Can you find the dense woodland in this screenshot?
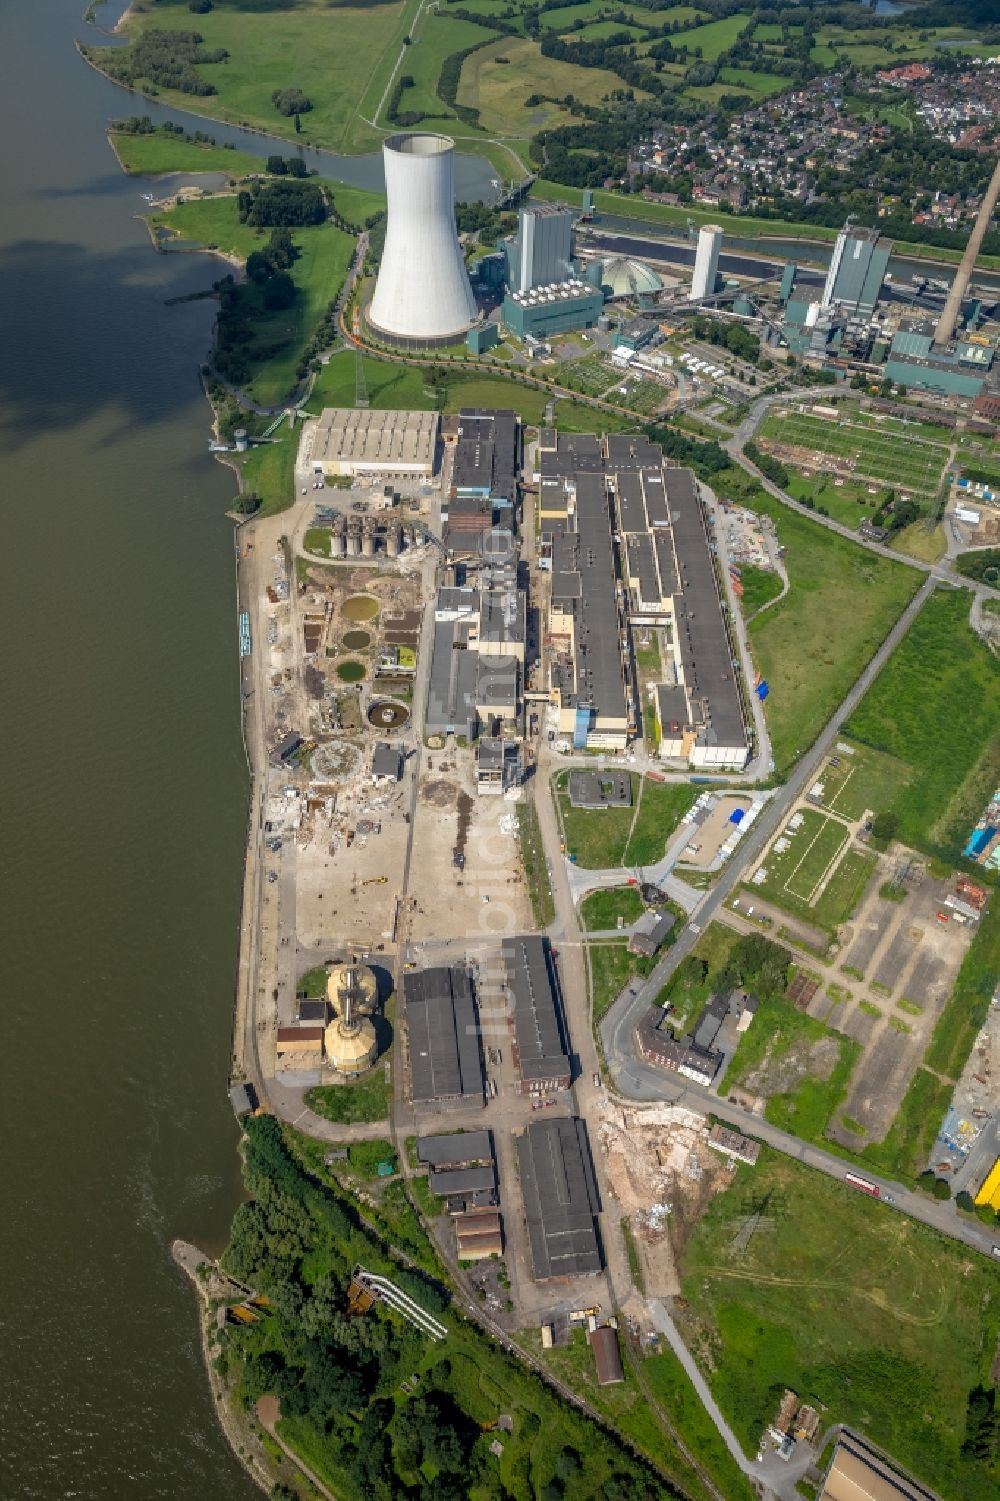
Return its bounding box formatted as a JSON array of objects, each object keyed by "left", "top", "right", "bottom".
[{"left": 218, "top": 1116, "right": 677, "bottom": 1501}]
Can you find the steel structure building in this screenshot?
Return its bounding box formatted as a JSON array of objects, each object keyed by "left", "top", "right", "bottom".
[
  {"left": 820, "top": 223, "right": 891, "bottom": 316},
  {"left": 690, "top": 223, "right": 723, "bottom": 300},
  {"left": 368, "top": 133, "right": 478, "bottom": 344}
]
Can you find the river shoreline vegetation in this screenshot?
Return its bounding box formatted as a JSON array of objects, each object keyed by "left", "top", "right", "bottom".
[{"left": 217, "top": 1115, "right": 683, "bottom": 1501}]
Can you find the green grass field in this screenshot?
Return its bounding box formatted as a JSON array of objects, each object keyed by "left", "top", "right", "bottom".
[
  {"left": 397, "top": 12, "right": 495, "bottom": 121},
  {"left": 738, "top": 564, "right": 783, "bottom": 615},
  {"left": 589, "top": 941, "right": 655, "bottom": 1024},
  {"left": 109, "top": 128, "right": 259, "bottom": 177},
  {"left": 757, "top": 809, "right": 849, "bottom": 905},
  {"left": 305, "top": 1071, "right": 391, "bottom": 1124},
  {"left": 112, "top": 0, "right": 412, "bottom": 155},
  {"left": 580, "top": 884, "right": 645, "bottom": 932},
  {"left": 556, "top": 771, "right": 637, "bottom": 868},
  {"left": 818, "top": 741, "right": 911, "bottom": 823},
  {"left": 761, "top": 409, "right": 950, "bottom": 496},
  {"left": 675, "top": 14, "right": 751, "bottom": 58},
  {"left": 678, "top": 1150, "right": 1000, "bottom": 1501},
  {"left": 715, "top": 65, "right": 789, "bottom": 96},
  {"left": 624, "top": 780, "right": 698, "bottom": 867},
  {"left": 735, "top": 484, "right": 921, "bottom": 775},
  {"left": 151, "top": 194, "right": 354, "bottom": 404},
  {"left": 844, "top": 588, "right": 1000, "bottom": 862}
]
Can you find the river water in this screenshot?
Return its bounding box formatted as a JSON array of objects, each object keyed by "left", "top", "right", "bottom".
[{"left": 0, "top": 2, "right": 261, "bottom": 1496}]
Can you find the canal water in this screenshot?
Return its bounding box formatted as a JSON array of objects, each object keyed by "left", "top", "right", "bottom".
[{"left": 0, "top": 2, "right": 261, "bottom": 1496}]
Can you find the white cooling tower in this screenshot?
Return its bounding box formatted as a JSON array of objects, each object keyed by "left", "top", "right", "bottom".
[{"left": 368, "top": 133, "right": 478, "bottom": 343}]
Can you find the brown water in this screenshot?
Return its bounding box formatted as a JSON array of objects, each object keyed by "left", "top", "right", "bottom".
[{"left": 0, "top": 2, "right": 259, "bottom": 1494}]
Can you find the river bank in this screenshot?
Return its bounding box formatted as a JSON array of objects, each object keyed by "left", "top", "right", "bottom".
[{"left": 170, "top": 1241, "right": 279, "bottom": 1497}]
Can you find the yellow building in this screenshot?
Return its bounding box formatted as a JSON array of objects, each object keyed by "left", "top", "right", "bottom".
[{"left": 975, "top": 1157, "right": 1000, "bottom": 1211}]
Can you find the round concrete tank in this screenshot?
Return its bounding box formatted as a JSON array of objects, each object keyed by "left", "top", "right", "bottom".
[
  {"left": 385, "top": 524, "right": 401, "bottom": 557},
  {"left": 330, "top": 526, "right": 347, "bottom": 558},
  {"left": 368, "top": 133, "right": 478, "bottom": 343},
  {"left": 361, "top": 527, "right": 376, "bottom": 557},
  {"left": 346, "top": 528, "right": 361, "bottom": 557}
]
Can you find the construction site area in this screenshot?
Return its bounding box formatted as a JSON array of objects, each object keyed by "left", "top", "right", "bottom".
[{"left": 595, "top": 1098, "right": 755, "bottom": 1301}]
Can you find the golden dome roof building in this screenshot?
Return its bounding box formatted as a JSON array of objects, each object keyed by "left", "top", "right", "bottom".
[{"left": 324, "top": 961, "right": 379, "bottom": 1077}]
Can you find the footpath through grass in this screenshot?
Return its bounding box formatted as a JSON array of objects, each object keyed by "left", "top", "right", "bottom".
[
  {"left": 678, "top": 1149, "right": 1000, "bottom": 1501},
  {"left": 845, "top": 588, "right": 1000, "bottom": 864}
]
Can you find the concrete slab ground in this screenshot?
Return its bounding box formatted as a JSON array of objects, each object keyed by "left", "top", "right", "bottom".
[
  {"left": 678, "top": 795, "right": 753, "bottom": 870},
  {"left": 407, "top": 751, "right": 532, "bottom": 944}
]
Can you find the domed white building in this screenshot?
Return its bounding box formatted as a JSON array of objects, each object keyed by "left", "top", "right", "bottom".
[
  {"left": 324, "top": 961, "right": 379, "bottom": 1076},
  {"left": 600, "top": 255, "right": 662, "bottom": 301}
]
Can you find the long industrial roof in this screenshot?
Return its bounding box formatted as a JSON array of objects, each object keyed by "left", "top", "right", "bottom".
[
  {"left": 516, "top": 1117, "right": 603, "bottom": 1280},
  {"left": 404, "top": 966, "right": 483, "bottom": 1103},
  {"left": 549, "top": 472, "right": 628, "bottom": 723},
  {"left": 312, "top": 407, "right": 438, "bottom": 467},
  {"left": 502, "top": 935, "right": 570, "bottom": 1084}
]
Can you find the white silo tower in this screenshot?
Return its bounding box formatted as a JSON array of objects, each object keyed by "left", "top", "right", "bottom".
[
  {"left": 690, "top": 223, "right": 723, "bottom": 301},
  {"left": 368, "top": 132, "right": 478, "bottom": 344}
]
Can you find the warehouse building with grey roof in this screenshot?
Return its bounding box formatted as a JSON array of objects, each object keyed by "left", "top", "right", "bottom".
[
  {"left": 404, "top": 965, "right": 484, "bottom": 1109},
  {"left": 501, "top": 935, "right": 572, "bottom": 1094},
  {"left": 517, "top": 1116, "right": 603, "bottom": 1280}
]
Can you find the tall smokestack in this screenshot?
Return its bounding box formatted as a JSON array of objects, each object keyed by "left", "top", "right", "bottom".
[{"left": 934, "top": 157, "right": 1000, "bottom": 349}]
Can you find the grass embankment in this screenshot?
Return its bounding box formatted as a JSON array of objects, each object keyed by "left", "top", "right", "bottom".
[
  {"left": 109, "top": 127, "right": 259, "bottom": 177},
  {"left": 517, "top": 798, "right": 556, "bottom": 929},
  {"left": 678, "top": 1148, "right": 1000, "bottom": 1501},
  {"left": 528, "top": 182, "right": 1000, "bottom": 271},
  {"left": 845, "top": 588, "right": 1000, "bottom": 864},
  {"left": 731, "top": 481, "right": 921, "bottom": 775}
]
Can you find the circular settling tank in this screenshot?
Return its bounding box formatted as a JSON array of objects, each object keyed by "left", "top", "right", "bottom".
[
  {"left": 342, "top": 629, "right": 371, "bottom": 650},
  {"left": 336, "top": 659, "right": 366, "bottom": 682},
  {"left": 342, "top": 594, "right": 379, "bottom": 622},
  {"left": 366, "top": 699, "right": 410, "bottom": 730}
]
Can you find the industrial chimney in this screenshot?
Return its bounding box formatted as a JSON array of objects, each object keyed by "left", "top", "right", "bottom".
[
  {"left": 934, "top": 157, "right": 1000, "bottom": 349},
  {"left": 368, "top": 133, "right": 478, "bottom": 345}
]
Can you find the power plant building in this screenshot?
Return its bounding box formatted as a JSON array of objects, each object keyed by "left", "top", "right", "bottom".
[
  {"left": 820, "top": 224, "right": 891, "bottom": 316},
  {"left": 368, "top": 133, "right": 478, "bottom": 346},
  {"left": 506, "top": 202, "right": 575, "bottom": 292},
  {"left": 690, "top": 224, "right": 723, "bottom": 300},
  {"left": 501, "top": 279, "right": 604, "bottom": 340}
]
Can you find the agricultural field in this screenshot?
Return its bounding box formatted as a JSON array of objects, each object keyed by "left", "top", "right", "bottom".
[
  {"left": 458, "top": 36, "right": 633, "bottom": 135},
  {"left": 760, "top": 408, "right": 950, "bottom": 496},
  {"left": 673, "top": 14, "right": 752, "bottom": 59},
  {"left": 395, "top": 13, "right": 496, "bottom": 121},
  {"left": 734, "top": 481, "right": 921, "bottom": 775},
  {"left": 677, "top": 1150, "right": 1000, "bottom": 1501},
  {"left": 844, "top": 588, "right": 1000, "bottom": 863}
]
